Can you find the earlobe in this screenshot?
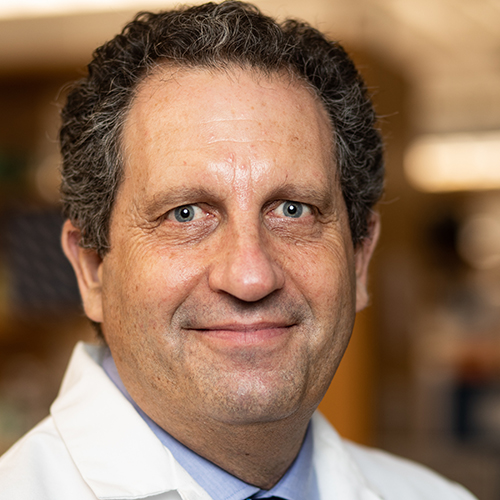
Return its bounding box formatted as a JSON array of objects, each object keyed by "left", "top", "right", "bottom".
[
  {"left": 354, "top": 213, "right": 380, "bottom": 312},
  {"left": 61, "top": 220, "right": 104, "bottom": 323}
]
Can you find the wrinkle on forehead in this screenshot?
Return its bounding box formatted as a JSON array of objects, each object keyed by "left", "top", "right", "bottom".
[{"left": 121, "top": 65, "right": 337, "bottom": 200}]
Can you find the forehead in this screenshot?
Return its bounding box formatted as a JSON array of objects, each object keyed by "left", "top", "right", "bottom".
[
  {"left": 130, "top": 64, "right": 327, "bottom": 118},
  {"left": 120, "top": 65, "right": 335, "bottom": 197},
  {"left": 125, "top": 65, "right": 331, "bottom": 146}
]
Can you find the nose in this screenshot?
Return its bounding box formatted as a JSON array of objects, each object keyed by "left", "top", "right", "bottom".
[{"left": 208, "top": 225, "right": 285, "bottom": 302}]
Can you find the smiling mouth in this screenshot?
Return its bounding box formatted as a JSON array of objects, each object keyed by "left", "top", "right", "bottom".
[{"left": 193, "top": 322, "right": 296, "bottom": 345}]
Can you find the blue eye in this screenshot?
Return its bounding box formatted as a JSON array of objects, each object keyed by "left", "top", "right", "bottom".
[
  {"left": 282, "top": 201, "right": 304, "bottom": 218},
  {"left": 273, "top": 200, "right": 311, "bottom": 219},
  {"left": 171, "top": 205, "right": 200, "bottom": 222}
]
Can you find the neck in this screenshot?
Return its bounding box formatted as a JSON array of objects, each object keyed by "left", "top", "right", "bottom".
[{"left": 155, "top": 410, "right": 312, "bottom": 489}]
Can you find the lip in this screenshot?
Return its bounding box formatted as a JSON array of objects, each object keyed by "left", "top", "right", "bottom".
[{"left": 191, "top": 322, "right": 295, "bottom": 345}]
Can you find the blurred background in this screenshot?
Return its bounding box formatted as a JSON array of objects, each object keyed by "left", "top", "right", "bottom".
[{"left": 1, "top": 0, "right": 500, "bottom": 497}]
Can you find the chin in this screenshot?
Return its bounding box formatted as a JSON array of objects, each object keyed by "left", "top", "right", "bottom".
[{"left": 203, "top": 375, "right": 308, "bottom": 426}]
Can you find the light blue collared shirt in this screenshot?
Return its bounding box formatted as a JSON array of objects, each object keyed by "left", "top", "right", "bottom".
[{"left": 103, "top": 352, "right": 319, "bottom": 500}]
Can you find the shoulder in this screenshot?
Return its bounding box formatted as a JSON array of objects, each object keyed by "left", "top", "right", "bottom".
[
  {"left": 344, "top": 440, "right": 477, "bottom": 500},
  {"left": 311, "top": 413, "right": 477, "bottom": 500},
  {"left": 0, "top": 343, "right": 110, "bottom": 500},
  {"left": 0, "top": 416, "right": 95, "bottom": 500}
]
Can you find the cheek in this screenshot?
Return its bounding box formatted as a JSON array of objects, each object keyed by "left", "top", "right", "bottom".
[
  {"left": 280, "top": 237, "right": 356, "bottom": 309},
  {"left": 279, "top": 236, "right": 357, "bottom": 368},
  {"left": 102, "top": 239, "right": 221, "bottom": 358}
]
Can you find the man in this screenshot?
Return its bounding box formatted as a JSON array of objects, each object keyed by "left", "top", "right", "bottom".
[{"left": 0, "top": 2, "right": 477, "bottom": 499}]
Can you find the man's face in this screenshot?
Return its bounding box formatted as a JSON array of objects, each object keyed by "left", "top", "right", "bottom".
[{"left": 66, "top": 67, "right": 376, "bottom": 432}]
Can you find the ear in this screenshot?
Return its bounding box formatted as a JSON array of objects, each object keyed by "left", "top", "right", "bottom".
[
  {"left": 61, "top": 219, "right": 104, "bottom": 323},
  {"left": 354, "top": 213, "right": 380, "bottom": 312}
]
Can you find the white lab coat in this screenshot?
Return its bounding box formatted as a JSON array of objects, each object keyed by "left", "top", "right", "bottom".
[{"left": 0, "top": 343, "right": 477, "bottom": 500}]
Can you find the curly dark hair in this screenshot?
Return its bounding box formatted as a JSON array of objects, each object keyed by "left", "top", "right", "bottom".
[{"left": 60, "top": 0, "right": 384, "bottom": 256}]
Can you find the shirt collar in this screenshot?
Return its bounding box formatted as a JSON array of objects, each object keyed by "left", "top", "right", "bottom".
[{"left": 103, "top": 351, "right": 319, "bottom": 500}]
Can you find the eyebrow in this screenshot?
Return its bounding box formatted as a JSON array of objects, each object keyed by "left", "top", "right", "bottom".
[{"left": 266, "top": 182, "right": 336, "bottom": 213}]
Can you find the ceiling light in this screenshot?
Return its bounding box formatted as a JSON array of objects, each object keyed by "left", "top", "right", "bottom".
[{"left": 405, "top": 131, "right": 500, "bottom": 192}]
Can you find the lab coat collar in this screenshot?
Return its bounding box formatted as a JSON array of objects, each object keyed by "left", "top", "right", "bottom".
[
  {"left": 312, "top": 412, "right": 385, "bottom": 500},
  {"left": 50, "top": 342, "right": 210, "bottom": 500}
]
